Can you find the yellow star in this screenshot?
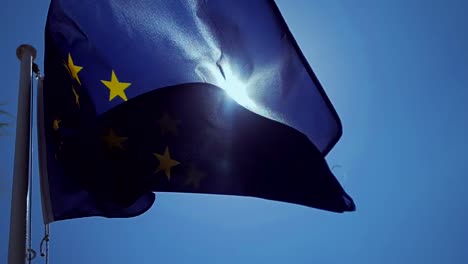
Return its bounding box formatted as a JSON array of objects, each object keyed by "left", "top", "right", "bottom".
[
  {"left": 72, "top": 86, "right": 80, "bottom": 109},
  {"left": 184, "top": 163, "right": 206, "bottom": 189},
  {"left": 153, "top": 147, "right": 180, "bottom": 180},
  {"left": 65, "top": 53, "right": 83, "bottom": 85},
  {"left": 157, "top": 112, "right": 181, "bottom": 136},
  {"left": 100, "top": 129, "right": 127, "bottom": 150},
  {"left": 53, "top": 119, "right": 61, "bottom": 131},
  {"left": 101, "top": 70, "right": 131, "bottom": 102}
]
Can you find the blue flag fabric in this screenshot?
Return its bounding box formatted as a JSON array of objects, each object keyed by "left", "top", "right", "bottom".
[{"left": 39, "top": 0, "right": 355, "bottom": 223}]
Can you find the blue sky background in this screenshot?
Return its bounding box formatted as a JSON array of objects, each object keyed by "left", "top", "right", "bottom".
[{"left": 1, "top": 0, "right": 468, "bottom": 263}]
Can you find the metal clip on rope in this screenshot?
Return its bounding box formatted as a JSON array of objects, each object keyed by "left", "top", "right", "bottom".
[{"left": 40, "top": 233, "right": 50, "bottom": 257}]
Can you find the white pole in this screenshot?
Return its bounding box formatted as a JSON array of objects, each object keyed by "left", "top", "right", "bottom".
[{"left": 8, "top": 44, "right": 37, "bottom": 264}]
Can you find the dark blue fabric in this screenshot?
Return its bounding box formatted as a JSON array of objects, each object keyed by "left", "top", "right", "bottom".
[{"left": 41, "top": 0, "right": 355, "bottom": 222}]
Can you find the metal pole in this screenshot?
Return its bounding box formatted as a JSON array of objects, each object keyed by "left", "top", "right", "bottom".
[{"left": 8, "top": 44, "right": 37, "bottom": 264}]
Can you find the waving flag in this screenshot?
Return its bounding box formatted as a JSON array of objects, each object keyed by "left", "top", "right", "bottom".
[{"left": 38, "top": 0, "right": 355, "bottom": 223}]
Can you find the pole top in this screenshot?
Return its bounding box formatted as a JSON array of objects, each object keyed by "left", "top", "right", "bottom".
[{"left": 16, "top": 44, "right": 37, "bottom": 61}]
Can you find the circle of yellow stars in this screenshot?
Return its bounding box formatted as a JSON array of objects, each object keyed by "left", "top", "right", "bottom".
[{"left": 54, "top": 52, "right": 207, "bottom": 189}]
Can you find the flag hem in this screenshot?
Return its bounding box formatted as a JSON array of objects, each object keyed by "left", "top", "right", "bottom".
[{"left": 37, "top": 76, "right": 55, "bottom": 224}]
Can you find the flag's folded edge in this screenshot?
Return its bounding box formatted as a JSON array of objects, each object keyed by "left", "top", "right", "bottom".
[{"left": 267, "top": 0, "right": 343, "bottom": 156}]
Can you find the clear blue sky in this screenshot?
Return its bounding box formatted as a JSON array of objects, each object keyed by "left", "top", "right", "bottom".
[{"left": 1, "top": 0, "right": 468, "bottom": 263}]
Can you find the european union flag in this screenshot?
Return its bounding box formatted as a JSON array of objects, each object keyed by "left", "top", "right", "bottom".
[{"left": 38, "top": 0, "right": 355, "bottom": 223}]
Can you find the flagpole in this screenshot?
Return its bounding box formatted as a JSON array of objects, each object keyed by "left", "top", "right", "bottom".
[{"left": 8, "top": 44, "right": 37, "bottom": 264}]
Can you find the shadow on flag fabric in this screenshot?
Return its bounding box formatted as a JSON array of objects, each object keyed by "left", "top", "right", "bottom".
[{"left": 38, "top": 0, "right": 355, "bottom": 223}]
